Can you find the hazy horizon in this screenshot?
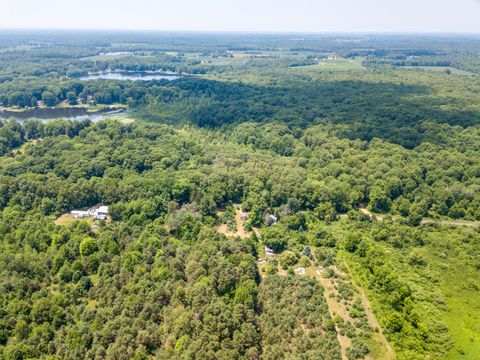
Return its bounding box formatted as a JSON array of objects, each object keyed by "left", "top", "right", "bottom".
[
  {"left": 1, "top": 29, "right": 480, "bottom": 35},
  {"left": 1, "top": 0, "right": 480, "bottom": 33}
]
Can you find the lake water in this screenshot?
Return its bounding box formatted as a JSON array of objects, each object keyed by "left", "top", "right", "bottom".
[
  {"left": 80, "top": 72, "right": 181, "bottom": 81},
  {"left": 0, "top": 107, "right": 125, "bottom": 122}
]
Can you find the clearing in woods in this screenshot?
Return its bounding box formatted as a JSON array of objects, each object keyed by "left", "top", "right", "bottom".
[
  {"left": 293, "top": 57, "right": 366, "bottom": 71},
  {"left": 54, "top": 214, "right": 93, "bottom": 226},
  {"left": 308, "top": 262, "right": 395, "bottom": 360},
  {"left": 216, "top": 205, "right": 259, "bottom": 238},
  {"left": 358, "top": 206, "right": 479, "bottom": 228},
  {"left": 258, "top": 249, "right": 395, "bottom": 360},
  {"left": 219, "top": 205, "right": 394, "bottom": 359}
]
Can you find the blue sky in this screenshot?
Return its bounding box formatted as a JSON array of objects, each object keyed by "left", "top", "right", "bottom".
[{"left": 1, "top": 0, "right": 479, "bottom": 33}]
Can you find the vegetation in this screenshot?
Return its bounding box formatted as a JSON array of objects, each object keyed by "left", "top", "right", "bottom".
[{"left": 1, "top": 31, "right": 480, "bottom": 359}]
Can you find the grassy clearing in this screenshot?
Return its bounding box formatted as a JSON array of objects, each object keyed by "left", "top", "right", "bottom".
[
  {"left": 54, "top": 214, "right": 93, "bottom": 226},
  {"left": 81, "top": 52, "right": 134, "bottom": 61},
  {"left": 292, "top": 58, "right": 366, "bottom": 72},
  {"left": 106, "top": 114, "right": 135, "bottom": 124},
  {"left": 427, "top": 245, "right": 480, "bottom": 359},
  {"left": 341, "top": 223, "right": 480, "bottom": 359},
  {"left": 399, "top": 66, "right": 477, "bottom": 76},
  {"left": 12, "top": 139, "right": 40, "bottom": 156},
  {"left": 227, "top": 51, "right": 279, "bottom": 58},
  {"left": 216, "top": 205, "right": 254, "bottom": 239}
]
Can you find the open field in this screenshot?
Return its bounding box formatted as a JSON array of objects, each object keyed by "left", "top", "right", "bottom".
[
  {"left": 53, "top": 213, "right": 92, "bottom": 226},
  {"left": 81, "top": 52, "right": 134, "bottom": 61},
  {"left": 399, "top": 65, "right": 477, "bottom": 76},
  {"left": 293, "top": 57, "right": 366, "bottom": 71},
  {"left": 428, "top": 244, "right": 480, "bottom": 359},
  {"left": 216, "top": 205, "right": 259, "bottom": 239}
]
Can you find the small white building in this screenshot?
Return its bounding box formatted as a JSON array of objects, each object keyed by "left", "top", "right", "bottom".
[
  {"left": 265, "top": 246, "right": 275, "bottom": 258},
  {"left": 71, "top": 210, "right": 90, "bottom": 218}
]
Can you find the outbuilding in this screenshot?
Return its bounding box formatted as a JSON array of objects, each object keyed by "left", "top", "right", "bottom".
[
  {"left": 265, "top": 246, "right": 275, "bottom": 258},
  {"left": 71, "top": 210, "right": 90, "bottom": 218}
]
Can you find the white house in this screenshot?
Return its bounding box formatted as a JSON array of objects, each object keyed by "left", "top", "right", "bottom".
[
  {"left": 71, "top": 205, "right": 109, "bottom": 220},
  {"left": 93, "top": 206, "right": 109, "bottom": 220},
  {"left": 71, "top": 210, "right": 90, "bottom": 218},
  {"left": 97, "top": 206, "right": 109, "bottom": 215}
]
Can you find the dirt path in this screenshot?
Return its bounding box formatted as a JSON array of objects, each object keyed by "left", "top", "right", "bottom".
[
  {"left": 340, "top": 261, "right": 396, "bottom": 360},
  {"left": 359, "top": 207, "right": 384, "bottom": 221},
  {"left": 354, "top": 207, "right": 478, "bottom": 228},
  {"left": 258, "top": 251, "right": 395, "bottom": 359},
  {"left": 307, "top": 262, "right": 395, "bottom": 360},
  {"left": 309, "top": 267, "right": 351, "bottom": 360},
  {"left": 356, "top": 284, "right": 395, "bottom": 359}
]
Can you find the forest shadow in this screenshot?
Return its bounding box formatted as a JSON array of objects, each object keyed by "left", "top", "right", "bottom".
[{"left": 138, "top": 76, "right": 480, "bottom": 148}]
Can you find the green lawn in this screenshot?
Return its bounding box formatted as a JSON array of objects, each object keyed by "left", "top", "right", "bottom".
[
  {"left": 81, "top": 52, "right": 134, "bottom": 61},
  {"left": 399, "top": 66, "right": 477, "bottom": 76},
  {"left": 428, "top": 250, "right": 480, "bottom": 359},
  {"left": 293, "top": 57, "right": 366, "bottom": 71}
]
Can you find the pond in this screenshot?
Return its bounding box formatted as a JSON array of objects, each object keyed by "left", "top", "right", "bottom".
[
  {"left": 80, "top": 72, "right": 181, "bottom": 81},
  {"left": 0, "top": 107, "right": 126, "bottom": 122}
]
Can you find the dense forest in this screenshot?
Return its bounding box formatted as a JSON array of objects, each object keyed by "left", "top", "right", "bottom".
[{"left": 1, "top": 31, "right": 480, "bottom": 360}]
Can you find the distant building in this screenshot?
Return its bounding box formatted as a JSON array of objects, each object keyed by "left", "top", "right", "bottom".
[
  {"left": 71, "top": 210, "right": 90, "bottom": 218},
  {"left": 97, "top": 206, "right": 109, "bottom": 215},
  {"left": 240, "top": 213, "right": 248, "bottom": 221},
  {"left": 265, "top": 246, "right": 275, "bottom": 258},
  {"left": 71, "top": 205, "right": 109, "bottom": 220},
  {"left": 93, "top": 206, "right": 109, "bottom": 220},
  {"left": 264, "top": 214, "right": 278, "bottom": 226}
]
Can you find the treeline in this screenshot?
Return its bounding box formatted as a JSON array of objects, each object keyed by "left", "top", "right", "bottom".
[
  {"left": 0, "top": 208, "right": 261, "bottom": 359},
  {"left": 0, "top": 78, "right": 144, "bottom": 108},
  {"left": 0, "top": 118, "right": 91, "bottom": 154},
  {"left": 130, "top": 75, "right": 480, "bottom": 149},
  {"left": 2, "top": 61, "right": 480, "bottom": 151},
  {"left": 0, "top": 119, "right": 479, "bottom": 359},
  {"left": 1, "top": 120, "right": 479, "bottom": 222}
]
